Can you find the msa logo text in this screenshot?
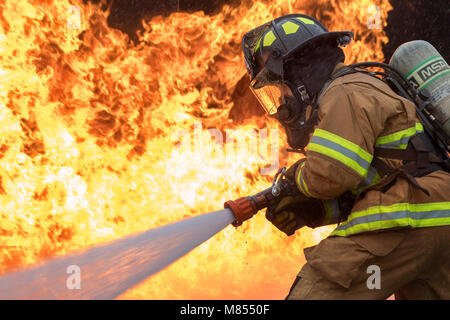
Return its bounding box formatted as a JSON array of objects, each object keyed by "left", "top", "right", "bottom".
[
  {"left": 408, "top": 58, "right": 449, "bottom": 89},
  {"left": 418, "top": 59, "right": 448, "bottom": 82}
]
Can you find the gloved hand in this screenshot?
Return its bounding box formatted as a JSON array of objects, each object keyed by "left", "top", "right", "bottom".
[
  {"left": 265, "top": 195, "right": 310, "bottom": 236},
  {"left": 264, "top": 158, "right": 308, "bottom": 235}
]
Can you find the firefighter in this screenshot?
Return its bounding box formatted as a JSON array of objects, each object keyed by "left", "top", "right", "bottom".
[{"left": 241, "top": 13, "right": 450, "bottom": 299}]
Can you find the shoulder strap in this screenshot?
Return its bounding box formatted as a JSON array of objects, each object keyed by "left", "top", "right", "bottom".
[{"left": 370, "top": 133, "right": 449, "bottom": 197}]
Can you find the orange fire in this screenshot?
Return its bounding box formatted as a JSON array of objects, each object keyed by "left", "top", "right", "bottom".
[{"left": 0, "top": 0, "right": 391, "bottom": 299}]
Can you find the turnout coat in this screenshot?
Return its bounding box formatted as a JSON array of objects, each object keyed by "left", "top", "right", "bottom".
[{"left": 295, "top": 63, "right": 450, "bottom": 237}]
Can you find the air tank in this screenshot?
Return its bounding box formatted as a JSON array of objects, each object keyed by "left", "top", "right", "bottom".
[{"left": 390, "top": 40, "right": 450, "bottom": 143}]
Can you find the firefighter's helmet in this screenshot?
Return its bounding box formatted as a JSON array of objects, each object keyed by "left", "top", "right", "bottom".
[{"left": 242, "top": 14, "right": 353, "bottom": 115}]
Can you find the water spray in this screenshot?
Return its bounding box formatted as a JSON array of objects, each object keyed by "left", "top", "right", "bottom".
[{"left": 0, "top": 168, "right": 296, "bottom": 299}]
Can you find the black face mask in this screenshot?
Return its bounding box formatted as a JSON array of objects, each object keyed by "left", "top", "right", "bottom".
[
  {"left": 276, "top": 45, "right": 345, "bottom": 150},
  {"left": 272, "top": 87, "right": 318, "bottom": 150}
]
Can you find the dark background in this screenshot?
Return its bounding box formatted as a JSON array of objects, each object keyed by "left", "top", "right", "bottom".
[
  {"left": 86, "top": 0, "right": 450, "bottom": 62},
  {"left": 383, "top": 0, "right": 449, "bottom": 63}
]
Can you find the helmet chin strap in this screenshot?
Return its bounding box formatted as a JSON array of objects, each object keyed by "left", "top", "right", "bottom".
[{"left": 296, "top": 84, "right": 311, "bottom": 105}]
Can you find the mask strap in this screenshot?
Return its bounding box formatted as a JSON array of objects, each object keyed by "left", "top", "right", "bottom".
[{"left": 297, "top": 85, "right": 311, "bottom": 104}]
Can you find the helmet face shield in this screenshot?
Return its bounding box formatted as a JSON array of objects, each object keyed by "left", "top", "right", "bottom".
[
  {"left": 250, "top": 83, "right": 284, "bottom": 115},
  {"left": 249, "top": 68, "right": 288, "bottom": 115}
]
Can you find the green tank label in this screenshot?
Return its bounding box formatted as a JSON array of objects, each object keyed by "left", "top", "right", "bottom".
[{"left": 407, "top": 57, "right": 450, "bottom": 90}]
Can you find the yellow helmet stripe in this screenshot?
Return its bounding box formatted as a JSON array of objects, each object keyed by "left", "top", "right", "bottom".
[{"left": 263, "top": 30, "right": 276, "bottom": 47}]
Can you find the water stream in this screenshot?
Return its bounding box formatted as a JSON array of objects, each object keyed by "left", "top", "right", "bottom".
[{"left": 0, "top": 209, "right": 235, "bottom": 299}]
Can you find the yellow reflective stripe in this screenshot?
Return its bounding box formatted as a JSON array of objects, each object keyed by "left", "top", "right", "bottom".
[
  {"left": 346, "top": 202, "right": 446, "bottom": 220},
  {"left": 308, "top": 129, "right": 373, "bottom": 177},
  {"left": 322, "top": 199, "right": 340, "bottom": 225},
  {"left": 331, "top": 202, "right": 450, "bottom": 236},
  {"left": 296, "top": 162, "right": 313, "bottom": 197},
  {"left": 374, "top": 171, "right": 381, "bottom": 182},
  {"left": 375, "top": 123, "right": 424, "bottom": 149},
  {"left": 313, "top": 129, "right": 372, "bottom": 163},
  {"left": 307, "top": 142, "right": 370, "bottom": 177},
  {"left": 323, "top": 200, "right": 332, "bottom": 224},
  {"left": 263, "top": 31, "right": 276, "bottom": 47},
  {"left": 282, "top": 21, "right": 299, "bottom": 34},
  {"left": 352, "top": 167, "right": 381, "bottom": 195},
  {"left": 332, "top": 217, "right": 450, "bottom": 236}
]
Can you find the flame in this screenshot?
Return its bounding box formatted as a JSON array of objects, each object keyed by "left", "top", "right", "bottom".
[{"left": 0, "top": 0, "right": 391, "bottom": 299}]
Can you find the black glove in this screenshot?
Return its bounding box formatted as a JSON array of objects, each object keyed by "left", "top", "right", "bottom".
[
  {"left": 266, "top": 195, "right": 310, "bottom": 236},
  {"left": 266, "top": 196, "right": 327, "bottom": 236},
  {"left": 264, "top": 158, "right": 307, "bottom": 236},
  {"left": 267, "top": 158, "right": 330, "bottom": 236}
]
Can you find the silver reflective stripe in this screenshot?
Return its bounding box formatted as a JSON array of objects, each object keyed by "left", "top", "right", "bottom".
[
  {"left": 333, "top": 204, "right": 450, "bottom": 235},
  {"left": 375, "top": 123, "right": 424, "bottom": 150},
  {"left": 323, "top": 198, "right": 341, "bottom": 225},
  {"left": 309, "top": 135, "right": 371, "bottom": 173},
  {"left": 352, "top": 166, "right": 380, "bottom": 195}
]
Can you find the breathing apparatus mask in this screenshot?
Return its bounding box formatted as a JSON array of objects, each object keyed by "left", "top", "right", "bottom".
[{"left": 249, "top": 67, "right": 318, "bottom": 150}]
